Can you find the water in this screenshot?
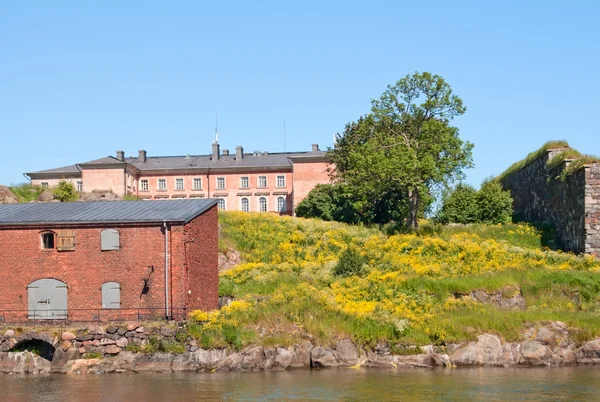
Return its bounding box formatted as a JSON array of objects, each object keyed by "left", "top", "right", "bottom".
[{"left": 1, "top": 367, "right": 599, "bottom": 401}]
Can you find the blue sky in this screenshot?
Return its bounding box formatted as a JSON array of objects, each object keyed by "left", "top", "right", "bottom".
[{"left": 1, "top": 1, "right": 598, "bottom": 187}]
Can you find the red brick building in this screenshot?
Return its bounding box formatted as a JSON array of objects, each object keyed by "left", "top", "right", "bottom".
[
  {"left": 0, "top": 199, "right": 218, "bottom": 322},
  {"left": 25, "top": 142, "right": 331, "bottom": 214}
]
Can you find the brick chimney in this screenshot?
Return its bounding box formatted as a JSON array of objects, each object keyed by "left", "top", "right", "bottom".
[
  {"left": 236, "top": 146, "right": 244, "bottom": 160},
  {"left": 138, "top": 150, "right": 147, "bottom": 163},
  {"left": 212, "top": 142, "right": 220, "bottom": 160},
  {"left": 116, "top": 150, "right": 125, "bottom": 162},
  {"left": 222, "top": 149, "right": 230, "bottom": 156},
  {"left": 312, "top": 144, "right": 320, "bottom": 152}
]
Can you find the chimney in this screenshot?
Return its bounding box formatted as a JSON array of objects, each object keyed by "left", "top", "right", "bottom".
[
  {"left": 212, "top": 142, "right": 220, "bottom": 160},
  {"left": 236, "top": 146, "right": 244, "bottom": 160},
  {"left": 138, "top": 149, "right": 147, "bottom": 163},
  {"left": 222, "top": 149, "right": 230, "bottom": 157},
  {"left": 312, "top": 144, "right": 320, "bottom": 152},
  {"left": 116, "top": 150, "right": 125, "bottom": 162}
]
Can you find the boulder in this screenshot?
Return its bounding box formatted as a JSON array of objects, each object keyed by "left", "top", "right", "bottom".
[
  {"left": 51, "top": 348, "right": 81, "bottom": 372},
  {"left": 334, "top": 338, "right": 358, "bottom": 366},
  {"left": 451, "top": 334, "right": 502, "bottom": 366},
  {"left": 0, "top": 186, "right": 18, "bottom": 204},
  {"left": 105, "top": 326, "right": 119, "bottom": 334},
  {"left": 576, "top": 339, "right": 600, "bottom": 364},
  {"left": 535, "top": 327, "right": 557, "bottom": 348},
  {"left": 135, "top": 353, "right": 174, "bottom": 373},
  {"left": 240, "top": 346, "right": 265, "bottom": 370},
  {"left": 126, "top": 322, "right": 140, "bottom": 331},
  {"left": 519, "top": 340, "right": 557, "bottom": 366},
  {"left": 37, "top": 190, "right": 55, "bottom": 202},
  {"left": 189, "top": 348, "right": 229, "bottom": 370},
  {"left": 311, "top": 347, "right": 338, "bottom": 368},
  {"left": 116, "top": 337, "right": 129, "bottom": 348},
  {"left": 105, "top": 345, "right": 121, "bottom": 355}
]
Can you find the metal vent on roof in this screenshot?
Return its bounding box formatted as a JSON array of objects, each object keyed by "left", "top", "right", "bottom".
[{"left": 155, "top": 160, "right": 162, "bottom": 164}]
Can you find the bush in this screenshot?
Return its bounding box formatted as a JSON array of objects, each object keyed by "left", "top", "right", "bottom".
[
  {"left": 52, "top": 180, "right": 78, "bottom": 202},
  {"left": 436, "top": 183, "right": 479, "bottom": 224},
  {"left": 477, "top": 178, "right": 513, "bottom": 224},
  {"left": 332, "top": 246, "right": 364, "bottom": 277}
]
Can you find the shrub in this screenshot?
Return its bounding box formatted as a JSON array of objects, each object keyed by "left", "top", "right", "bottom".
[
  {"left": 436, "top": 183, "right": 479, "bottom": 224},
  {"left": 332, "top": 246, "right": 364, "bottom": 277},
  {"left": 52, "top": 180, "right": 78, "bottom": 202},
  {"left": 477, "top": 178, "right": 513, "bottom": 224}
]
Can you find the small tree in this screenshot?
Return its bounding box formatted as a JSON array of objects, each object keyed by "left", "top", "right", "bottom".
[
  {"left": 436, "top": 183, "right": 479, "bottom": 224},
  {"left": 52, "top": 180, "right": 77, "bottom": 202},
  {"left": 332, "top": 246, "right": 364, "bottom": 278},
  {"left": 477, "top": 178, "right": 513, "bottom": 224}
]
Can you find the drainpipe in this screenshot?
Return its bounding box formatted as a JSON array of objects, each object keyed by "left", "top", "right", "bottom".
[
  {"left": 22, "top": 173, "right": 31, "bottom": 183},
  {"left": 163, "top": 221, "right": 170, "bottom": 320}
]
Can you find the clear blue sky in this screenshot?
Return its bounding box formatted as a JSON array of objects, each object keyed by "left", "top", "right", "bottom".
[{"left": 1, "top": 1, "right": 598, "bottom": 187}]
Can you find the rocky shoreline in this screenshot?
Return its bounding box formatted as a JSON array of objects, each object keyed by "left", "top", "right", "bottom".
[{"left": 2, "top": 321, "right": 600, "bottom": 374}]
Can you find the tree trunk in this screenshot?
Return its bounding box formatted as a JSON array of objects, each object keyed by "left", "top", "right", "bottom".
[{"left": 407, "top": 188, "right": 419, "bottom": 229}]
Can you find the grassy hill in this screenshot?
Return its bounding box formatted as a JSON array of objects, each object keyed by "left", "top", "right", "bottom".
[{"left": 190, "top": 212, "right": 600, "bottom": 351}]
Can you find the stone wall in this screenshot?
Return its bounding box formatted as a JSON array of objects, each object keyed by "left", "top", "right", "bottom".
[{"left": 501, "top": 149, "right": 599, "bottom": 256}]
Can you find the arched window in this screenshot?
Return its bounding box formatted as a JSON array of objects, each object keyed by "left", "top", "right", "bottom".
[
  {"left": 259, "top": 197, "right": 267, "bottom": 212},
  {"left": 218, "top": 198, "right": 226, "bottom": 210},
  {"left": 277, "top": 196, "right": 286, "bottom": 212},
  {"left": 100, "top": 229, "right": 120, "bottom": 251},
  {"left": 101, "top": 282, "right": 121, "bottom": 309},
  {"left": 241, "top": 197, "right": 250, "bottom": 212},
  {"left": 40, "top": 231, "right": 55, "bottom": 249}
]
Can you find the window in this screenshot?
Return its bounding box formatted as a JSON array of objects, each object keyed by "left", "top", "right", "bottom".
[
  {"left": 259, "top": 197, "right": 267, "bottom": 212},
  {"left": 101, "top": 229, "right": 120, "bottom": 251},
  {"left": 277, "top": 196, "right": 286, "bottom": 212},
  {"left": 258, "top": 176, "right": 267, "bottom": 188},
  {"left": 175, "top": 178, "right": 184, "bottom": 190},
  {"left": 218, "top": 198, "right": 226, "bottom": 210},
  {"left": 140, "top": 179, "right": 149, "bottom": 191},
  {"left": 276, "top": 175, "right": 285, "bottom": 187},
  {"left": 216, "top": 177, "right": 226, "bottom": 190},
  {"left": 102, "top": 282, "right": 121, "bottom": 309},
  {"left": 193, "top": 178, "right": 202, "bottom": 190},
  {"left": 240, "top": 176, "right": 249, "bottom": 189},
  {"left": 241, "top": 197, "right": 250, "bottom": 212},
  {"left": 41, "top": 182, "right": 49, "bottom": 188},
  {"left": 158, "top": 179, "right": 167, "bottom": 191},
  {"left": 56, "top": 230, "right": 76, "bottom": 251},
  {"left": 41, "top": 232, "right": 55, "bottom": 249},
  {"left": 76, "top": 181, "right": 83, "bottom": 192}
]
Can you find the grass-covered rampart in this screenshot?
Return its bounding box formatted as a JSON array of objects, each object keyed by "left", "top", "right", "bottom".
[{"left": 190, "top": 212, "right": 600, "bottom": 350}]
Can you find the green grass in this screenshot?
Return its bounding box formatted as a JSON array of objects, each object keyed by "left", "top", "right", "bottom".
[
  {"left": 9, "top": 183, "right": 45, "bottom": 203},
  {"left": 435, "top": 223, "right": 543, "bottom": 250},
  {"left": 497, "top": 140, "right": 569, "bottom": 182}
]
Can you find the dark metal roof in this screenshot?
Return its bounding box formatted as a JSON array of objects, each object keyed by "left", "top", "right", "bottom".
[
  {"left": 0, "top": 199, "right": 218, "bottom": 227},
  {"left": 26, "top": 164, "right": 81, "bottom": 175}
]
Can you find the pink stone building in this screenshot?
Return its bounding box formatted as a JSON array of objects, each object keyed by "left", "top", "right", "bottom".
[{"left": 26, "top": 143, "right": 330, "bottom": 214}]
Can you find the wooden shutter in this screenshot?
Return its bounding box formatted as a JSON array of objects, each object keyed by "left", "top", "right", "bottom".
[
  {"left": 56, "top": 230, "right": 75, "bottom": 251},
  {"left": 101, "top": 229, "right": 120, "bottom": 251}
]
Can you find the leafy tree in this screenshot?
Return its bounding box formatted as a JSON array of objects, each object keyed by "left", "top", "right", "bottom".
[
  {"left": 330, "top": 72, "right": 473, "bottom": 229},
  {"left": 436, "top": 183, "right": 479, "bottom": 224},
  {"left": 477, "top": 178, "right": 513, "bottom": 224},
  {"left": 52, "top": 180, "right": 78, "bottom": 202},
  {"left": 332, "top": 246, "right": 364, "bottom": 278}
]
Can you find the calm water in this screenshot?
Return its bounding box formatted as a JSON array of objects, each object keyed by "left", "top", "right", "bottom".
[{"left": 1, "top": 367, "right": 600, "bottom": 401}]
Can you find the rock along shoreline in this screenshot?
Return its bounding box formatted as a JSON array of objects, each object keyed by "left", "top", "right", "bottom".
[{"left": 2, "top": 321, "right": 600, "bottom": 374}]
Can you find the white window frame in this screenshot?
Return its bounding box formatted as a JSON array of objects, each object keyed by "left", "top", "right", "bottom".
[
  {"left": 240, "top": 176, "right": 249, "bottom": 189},
  {"left": 140, "top": 179, "right": 149, "bottom": 191},
  {"left": 259, "top": 196, "right": 268, "bottom": 212},
  {"left": 193, "top": 178, "right": 202, "bottom": 190},
  {"left": 157, "top": 179, "right": 167, "bottom": 191},
  {"left": 241, "top": 197, "right": 250, "bottom": 212},
  {"left": 218, "top": 198, "right": 226, "bottom": 210},
  {"left": 41, "top": 182, "right": 49, "bottom": 188},
  {"left": 175, "top": 178, "right": 184, "bottom": 190},
  {"left": 276, "top": 175, "right": 285, "bottom": 188},
  {"left": 258, "top": 176, "right": 267, "bottom": 188},
  {"left": 277, "top": 196, "right": 286, "bottom": 212},
  {"left": 216, "top": 177, "right": 226, "bottom": 190},
  {"left": 76, "top": 181, "right": 83, "bottom": 192}
]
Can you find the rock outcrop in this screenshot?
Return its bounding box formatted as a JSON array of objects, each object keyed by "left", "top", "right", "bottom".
[{"left": 0, "top": 186, "right": 18, "bottom": 204}]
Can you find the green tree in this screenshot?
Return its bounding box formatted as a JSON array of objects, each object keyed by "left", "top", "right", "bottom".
[
  {"left": 52, "top": 180, "right": 78, "bottom": 202},
  {"left": 330, "top": 72, "right": 473, "bottom": 229},
  {"left": 477, "top": 178, "right": 513, "bottom": 224},
  {"left": 436, "top": 183, "right": 479, "bottom": 224}
]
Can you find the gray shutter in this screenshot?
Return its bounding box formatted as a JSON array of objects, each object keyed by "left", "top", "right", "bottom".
[
  {"left": 101, "top": 229, "right": 120, "bottom": 251},
  {"left": 102, "top": 282, "right": 121, "bottom": 309},
  {"left": 28, "top": 279, "right": 68, "bottom": 319}
]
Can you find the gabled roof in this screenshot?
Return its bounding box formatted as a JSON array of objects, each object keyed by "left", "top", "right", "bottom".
[
  {"left": 0, "top": 199, "right": 218, "bottom": 227},
  {"left": 26, "top": 164, "right": 81, "bottom": 175},
  {"left": 79, "top": 156, "right": 125, "bottom": 165}
]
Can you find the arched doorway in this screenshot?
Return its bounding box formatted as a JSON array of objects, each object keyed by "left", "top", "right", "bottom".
[{"left": 27, "top": 279, "right": 68, "bottom": 320}]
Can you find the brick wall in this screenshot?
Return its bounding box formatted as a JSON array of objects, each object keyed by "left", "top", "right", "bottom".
[
  {"left": 183, "top": 204, "right": 219, "bottom": 311},
  {"left": 0, "top": 210, "right": 218, "bottom": 321}
]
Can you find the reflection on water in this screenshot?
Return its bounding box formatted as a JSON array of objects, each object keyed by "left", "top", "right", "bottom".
[{"left": 1, "top": 367, "right": 599, "bottom": 402}]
